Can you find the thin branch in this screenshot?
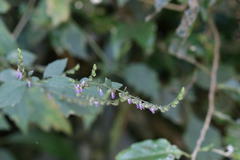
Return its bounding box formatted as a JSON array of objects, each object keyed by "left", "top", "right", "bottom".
[
  {"left": 12, "top": 0, "right": 36, "bottom": 40},
  {"left": 140, "top": 0, "right": 187, "bottom": 12},
  {"left": 191, "top": 16, "right": 221, "bottom": 160},
  {"left": 140, "top": 0, "right": 187, "bottom": 21},
  {"left": 158, "top": 42, "right": 210, "bottom": 74},
  {"left": 165, "top": 3, "right": 187, "bottom": 12},
  {"left": 185, "top": 71, "right": 197, "bottom": 94},
  {"left": 211, "top": 148, "right": 233, "bottom": 158},
  {"left": 86, "top": 35, "right": 109, "bottom": 64},
  {"left": 168, "top": 51, "right": 210, "bottom": 74}
]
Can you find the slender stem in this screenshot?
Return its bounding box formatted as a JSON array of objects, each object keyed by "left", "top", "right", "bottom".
[
  {"left": 191, "top": 16, "right": 221, "bottom": 160},
  {"left": 87, "top": 35, "right": 109, "bottom": 64},
  {"left": 12, "top": 0, "right": 36, "bottom": 39},
  {"left": 211, "top": 148, "right": 233, "bottom": 158}
]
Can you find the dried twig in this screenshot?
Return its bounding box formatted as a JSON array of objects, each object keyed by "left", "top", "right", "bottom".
[
  {"left": 191, "top": 16, "right": 221, "bottom": 160},
  {"left": 12, "top": 0, "right": 36, "bottom": 39},
  {"left": 140, "top": 0, "right": 187, "bottom": 12}
]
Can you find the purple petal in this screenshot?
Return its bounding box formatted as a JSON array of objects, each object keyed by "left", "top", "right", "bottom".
[
  {"left": 94, "top": 101, "right": 99, "bottom": 107},
  {"left": 127, "top": 98, "right": 132, "bottom": 104},
  {"left": 16, "top": 70, "right": 23, "bottom": 80},
  {"left": 136, "top": 104, "right": 140, "bottom": 109},
  {"left": 111, "top": 91, "right": 115, "bottom": 99},
  {"left": 139, "top": 103, "right": 144, "bottom": 110},
  {"left": 74, "top": 84, "right": 80, "bottom": 89},
  {"left": 81, "top": 80, "right": 86, "bottom": 86},
  {"left": 149, "top": 107, "right": 157, "bottom": 114},
  {"left": 27, "top": 81, "right": 32, "bottom": 87},
  {"left": 74, "top": 84, "right": 83, "bottom": 95},
  {"left": 99, "top": 88, "right": 104, "bottom": 96}
]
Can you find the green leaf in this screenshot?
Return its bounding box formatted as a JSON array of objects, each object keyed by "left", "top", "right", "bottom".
[
  {"left": 31, "top": 0, "right": 51, "bottom": 28},
  {"left": 8, "top": 131, "right": 78, "bottom": 160},
  {"left": 43, "top": 76, "right": 75, "bottom": 97},
  {"left": 0, "top": 69, "right": 17, "bottom": 82},
  {"left": 130, "top": 22, "right": 156, "bottom": 54},
  {"left": 224, "top": 122, "right": 240, "bottom": 160},
  {"left": 122, "top": 63, "right": 160, "bottom": 100},
  {"left": 43, "top": 58, "right": 68, "bottom": 78},
  {"left": 3, "top": 87, "right": 71, "bottom": 134},
  {"left": 105, "top": 30, "right": 131, "bottom": 63},
  {"left": 0, "top": 149, "right": 16, "bottom": 160},
  {"left": 184, "top": 115, "right": 222, "bottom": 160},
  {"left": 0, "top": 113, "right": 9, "bottom": 130},
  {"left": 0, "top": 0, "right": 10, "bottom": 13},
  {"left": 6, "top": 49, "right": 36, "bottom": 66},
  {"left": 51, "top": 22, "right": 88, "bottom": 60},
  {"left": 113, "top": 22, "right": 156, "bottom": 55},
  {"left": 116, "top": 139, "right": 183, "bottom": 160},
  {"left": 218, "top": 79, "right": 240, "bottom": 103},
  {"left": 0, "top": 80, "right": 27, "bottom": 108},
  {"left": 0, "top": 19, "right": 18, "bottom": 56},
  {"left": 46, "top": 0, "right": 71, "bottom": 27}
]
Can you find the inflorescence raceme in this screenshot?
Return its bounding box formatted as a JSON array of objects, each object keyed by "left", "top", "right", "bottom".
[
  {"left": 15, "top": 49, "right": 185, "bottom": 114},
  {"left": 70, "top": 63, "right": 186, "bottom": 114}
]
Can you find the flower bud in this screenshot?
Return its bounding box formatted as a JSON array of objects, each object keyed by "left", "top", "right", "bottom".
[
  {"left": 98, "top": 88, "right": 104, "bottom": 96},
  {"left": 16, "top": 69, "right": 23, "bottom": 80},
  {"left": 127, "top": 98, "right": 132, "bottom": 104},
  {"left": 149, "top": 107, "right": 157, "bottom": 114},
  {"left": 111, "top": 91, "right": 116, "bottom": 99}
]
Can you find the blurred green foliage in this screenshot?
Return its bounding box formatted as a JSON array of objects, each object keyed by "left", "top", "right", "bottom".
[{"left": 0, "top": 0, "right": 240, "bottom": 160}]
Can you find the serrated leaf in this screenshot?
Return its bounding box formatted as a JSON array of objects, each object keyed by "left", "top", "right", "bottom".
[
  {"left": 3, "top": 87, "right": 71, "bottom": 134},
  {"left": 44, "top": 76, "right": 75, "bottom": 97},
  {"left": 116, "top": 139, "right": 183, "bottom": 160},
  {"left": 46, "top": 0, "right": 71, "bottom": 27},
  {"left": 57, "top": 100, "right": 102, "bottom": 117},
  {"left": 0, "top": 80, "right": 27, "bottom": 108},
  {"left": 0, "top": 19, "right": 18, "bottom": 56},
  {"left": 43, "top": 58, "right": 68, "bottom": 78},
  {"left": 123, "top": 63, "right": 160, "bottom": 100}
]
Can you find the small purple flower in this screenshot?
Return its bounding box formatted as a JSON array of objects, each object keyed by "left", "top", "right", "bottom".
[
  {"left": 94, "top": 101, "right": 99, "bottom": 107},
  {"left": 138, "top": 103, "right": 144, "bottom": 110},
  {"left": 111, "top": 91, "right": 116, "bottom": 99},
  {"left": 136, "top": 104, "right": 140, "bottom": 109},
  {"left": 127, "top": 98, "right": 132, "bottom": 104},
  {"left": 149, "top": 107, "right": 157, "bottom": 114},
  {"left": 74, "top": 84, "right": 83, "bottom": 95},
  {"left": 80, "top": 80, "right": 86, "bottom": 86},
  {"left": 47, "top": 93, "right": 53, "bottom": 100},
  {"left": 16, "top": 69, "right": 23, "bottom": 80},
  {"left": 98, "top": 88, "right": 104, "bottom": 96},
  {"left": 136, "top": 103, "right": 144, "bottom": 110}
]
